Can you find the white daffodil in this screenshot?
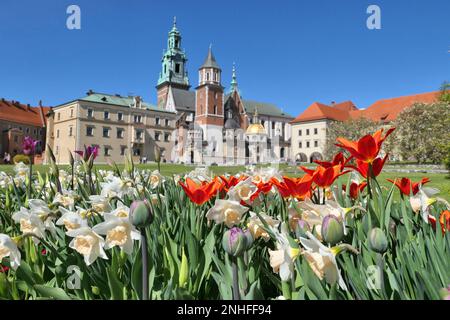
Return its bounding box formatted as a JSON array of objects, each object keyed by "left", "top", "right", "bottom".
[
  {"left": 185, "top": 167, "right": 211, "bottom": 183},
  {"left": 299, "top": 231, "right": 347, "bottom": 290},
  {"left": 109, "top": 203, "right": 130, "bottom": 218},
  {"left": 268, "top": 226, "right": 300, "bottom": 281},
  {"left": 228, "top": 177, "right": 258, "bottom": 205},
  {"left": 100, "top": 176, "right": 134, "bottom": 199},
  {"left": 14, "top": 162, "right": 29, "bottom": 181},
  {"left": 12, "top": 207, "right": 46, "bottom": 243},
  {"left": 92, "top": 214, "right": 140, "bottom": 255},
  {"left": 67, "top": 227, "right": 108, "bottom": 266},
  {"left": 206, "top": 199, "right": 249, "bottom": 228},
  {"left": 0, "top": 172, "right": 12, "bottom": 189},
  {"left": 56, "top": 207, "right": 88, "bottom": 233},
  {"left": 28, "top": 199, "right": 56, "bottom": 235},
  {"left": 53, "top": 191, "right": 76, "bottom": 210},
  {"left": 88, "top": 195, "right": 112, "bottom": 214},
  {"left": 247, "top": 212, "right": 280, "bottom": 242},
  {"left": 149, "top": 194, "right": 165, "bottom": 206},
  {"left": 250, "top": 166, "right": 282, "bottom": 185},
  {"left": 0, "top": 234, "right": 21, "bottom": 270},
  {"left": 149, "top": 170, "right": 164, "bottom": 189},
  {"left": 299, "top": 199, "right": 363, "bottom": 238},
  {"left": 410, "top": 187, "right": 439, "bottom": 223}
]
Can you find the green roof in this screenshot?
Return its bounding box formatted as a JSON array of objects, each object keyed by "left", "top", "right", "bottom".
[
  {"left": 78, "top": 93, "right": 176, "bottom": 114},
  {"left": 242, "top": 100, "right": 293, "bottom": 118}
]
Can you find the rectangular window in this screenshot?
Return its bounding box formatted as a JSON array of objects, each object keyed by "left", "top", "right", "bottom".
[
  {"left": 70, "top": 109, "right": 74, "bottom": 118},
  {"left": 57, "top": 113, "right": 61, "bottom": 121},
  {"left": 103, "top": 127, "right": 110, "bottom": 138},
  {"left": 104, "top": 111, "right": 110, "bottom": 120},
  {"left": 87, "top": 109, "right": 94, "bottom": 118},
  {"left": 117, "top": 128, "right": 124, "bottom": 139},
  {"left": 314, "top": 141, "right": 318, "bottom": 147},
  {"left": 272, "top": 122, "right": 275, "bottom": 130},
  {"left": 306, "top": 141, "right": 310, "bottom": 148},
  {"left": 135, "top": 129, "right": 143, "bottom": 141},
  {"left": 314, "top": 128, "right": 318, "bottom": 135},
  {"left": 86, "top": 126, "right": 94, "bottom": 136},
  {"left": 33, "top": 129, "right": 37, "bottom": 135},
  {"left": 120, "top": 145, "right": 127, "bottom": 156},
  {"left": 56, "top": 129, "right": 60, "bottom": 138},
  {"left": 69, "top": 127, "right": 73, "bottom": 137},
  {"left": 298, "top": 142, "right": 302, "bottom": 148},
  {"left": 298, "top": 129, "right": 302, "bottom": 136},
  {"left": 156, "top": 117, "right": 160, "bottom": 126},
  {"left": 164, "top": 133, "right": 170, "bottom": 142},
  {"left": 133, "top": 148, "right": 141, "bottom": 156},
  {"left": 26, "top": 128, "right": 29, "bottom": 134},
  {"left": 117, "top": 112, "right": 123, "bottom": 121},
  {"left": 306, "top": 129, "right": 310, "bottom": 135},
  {"left": 134, "top": 115, "right": 142, "bottom": 123},
  {"left": 175, "top": 63, "right": 180, "bottom": 73},
  {"left": 104, "top": 146, "right": 110, "bottom": 156},
  {"left": 165, "top": 119, "right": 170, "bottom": 127},
  {"left": 155, "top": 132, "right": 161, "bottom": 141},
  {"left": 56, "top": 146, "right": 59, "bottom": 155}
]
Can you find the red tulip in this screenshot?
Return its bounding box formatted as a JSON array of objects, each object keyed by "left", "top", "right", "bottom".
[
  {"left": 440, "top": 210, "right": 450, "bottom": 234},
  {"left": 219, "top": 175, "right": 247, "bottom": 192},
  {"left": 343, "top": 181, "right": 367, "bottom": 199},
  {"left": 300, "top": 164, "right": 349, "bottom": 188},
  {"left": 387, "top": 177, "right": 430, "bottom": 196},
  {"left": 179, "top": 177, "right": 222, "bottom": 205},
  {"left": 349, "top": 155, "right": 388, "bottom": 179},
  {"left": 271, "top": 175, "right": 313, "bottom": 200},
  {"left": 335, "top": 128, "right": 395, "bottom": 163},
  {"left": 314, "top": 152, "right": 352, "bottom": 168}
]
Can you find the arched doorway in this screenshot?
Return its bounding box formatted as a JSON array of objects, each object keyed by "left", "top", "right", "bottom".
[
  {"left": 280, "top": 147, "right": 285, "bottom": 160},
  {"left": 295, "top": 153, "right": 308, "bottom": 163},
  {"left": 310, "top": 152, "right": 322, "bottom": 163}
]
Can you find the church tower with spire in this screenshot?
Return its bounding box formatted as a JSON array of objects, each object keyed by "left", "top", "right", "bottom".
[
  {"left": 195, "top": 46, "right": 224, "bottom": 162},
  {"left": 156, "top": 17, "right": 190, "bottom": 110}
]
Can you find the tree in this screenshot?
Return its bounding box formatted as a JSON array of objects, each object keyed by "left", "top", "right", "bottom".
[
  {"left": 394, "top": 102, "right": 450, "bottom": 164},
  {"left": 439, "top": 81, "right": 450, "bottom": 103},
  {"left": 324, "top": 118, "right": 380, "bottom": 159}
]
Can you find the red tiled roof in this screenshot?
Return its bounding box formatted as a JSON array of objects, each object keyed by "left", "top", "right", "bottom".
[
  {"left": 0, "top": 99, "right": 51, "bottom": 127},
  {"left": 359, "top": 91, "right": 440, "bottom": 122},
  {"left": 290, "top": 91, "right": 441, "bottom": 124},
  {"left": 290, "top": 101, "right": 356, "bottom": 123}
]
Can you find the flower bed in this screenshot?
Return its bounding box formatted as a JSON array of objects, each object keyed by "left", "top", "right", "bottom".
[{"left": 0, "top": 129, "right": 449, "bottom": 300}]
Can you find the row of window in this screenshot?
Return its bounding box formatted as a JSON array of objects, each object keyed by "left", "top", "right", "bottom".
[
  {"left": 298, "top": 128, "right": 318, "bottom": 136},
  {"left": 298, "top": 141, "right": 319, "bottom": 148},
  {"left": 85, "top": 126, "right": 171, "bottom": 142},
  {"left": 7, "top": 125, "right": 41, "bottom": 136},
  {"left": 56, "top": 109, "right": 171, "bottom": 126}
]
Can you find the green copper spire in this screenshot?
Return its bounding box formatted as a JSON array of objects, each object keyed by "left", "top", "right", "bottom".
[
  {"left": 230, "top": 63, "right": 238, "bottom": 92},
  {"left": 157, "top": 18, "right": 190, "bottom": 88}
]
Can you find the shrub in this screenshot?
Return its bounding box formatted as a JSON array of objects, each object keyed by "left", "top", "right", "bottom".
[{"left": 12, "top": 154, "right": 31, "bottom": 165}]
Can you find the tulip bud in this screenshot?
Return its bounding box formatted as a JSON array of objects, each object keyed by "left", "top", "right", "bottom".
[
  {"left": 92, "top": 286, "right": 100, "bottom": 295},
  {"left": 321, "top": 215, "right": 344, "bottom": 245},
  {"left": 368, "top": 228, "right": 388, "bottom": 253},
  {"left": 243, "top": 229, "right": 254, "bottom": 250},
  {"left": 295, "top": 220, "right": 311, "bottom": 239},
  {"left": 222, "top": 227, "right": 247, "bottom": 257},
  {"left": 130, "top": 200, "right": 153, "bottom": 228}
]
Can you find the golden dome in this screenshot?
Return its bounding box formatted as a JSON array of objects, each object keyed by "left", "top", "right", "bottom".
[{"left": 246, "top": 123, "right": 266, "bottom": 135}]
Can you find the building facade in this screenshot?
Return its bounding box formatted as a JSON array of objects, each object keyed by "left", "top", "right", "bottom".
[
  {"left": 290, "top": 92, "right": 440, "bottom": 162},
  {"left": 0, "top": 98, "right": 49, "bottom": 162},
  {"left": 157, "top": 19, "right": 294, "bottom": 165},
  {"left": 46, "top": 92, "right": 176, "bottom": 164}
]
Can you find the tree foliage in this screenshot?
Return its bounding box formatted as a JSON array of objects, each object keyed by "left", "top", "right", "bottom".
[{"left": 393, "top": 102, "right": 450, "bottom": 164}]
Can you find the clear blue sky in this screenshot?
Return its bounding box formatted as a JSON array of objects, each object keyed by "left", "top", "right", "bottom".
[{"left": 0, "top": 0, "right": 449, "bottom": 116}]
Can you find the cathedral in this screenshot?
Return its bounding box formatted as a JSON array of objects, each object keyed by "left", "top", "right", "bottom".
[{"left": 156, "top": 19, "right": 293, "bottom": 165}]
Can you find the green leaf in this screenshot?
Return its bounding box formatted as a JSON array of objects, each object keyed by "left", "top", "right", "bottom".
[
  {"left": 33, "top": 285, "right": 71, "bottom": 300},
  {"left": 107, "top": 269, "right": 124, "bottom": 300}
]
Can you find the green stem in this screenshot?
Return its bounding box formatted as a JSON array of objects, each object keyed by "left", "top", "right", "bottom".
[
  {"left": 28, "top": 157, "right": 33, "bottom": 199},
  {"left": 231, "top": 256, "right": 240, "bottom": 300},
  {"left": 141, "top": 229, "right": 149, "bottom": 300},
  {"left": 376, "top": 253, "right": 386, "bottom": 298},
  {"left": 281, "top": 280, "right": 292, "bottom": 300}
]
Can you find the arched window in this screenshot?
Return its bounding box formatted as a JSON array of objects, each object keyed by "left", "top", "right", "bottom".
[
  {"left": 206, "top": 73, "right": 210, "bottom": 81},
  {"left": 213, "top": 105, "right": 217, "bottom": 115}
]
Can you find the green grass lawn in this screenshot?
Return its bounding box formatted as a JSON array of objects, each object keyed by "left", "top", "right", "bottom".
[{"left": 1, "top": 163, "right": 449, "bottom": 200}]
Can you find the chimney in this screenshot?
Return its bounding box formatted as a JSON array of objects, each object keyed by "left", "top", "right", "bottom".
[
  {"left": 86, "top": 89, "right": 94, "bottom": 96},
  {"left": 27, "top": 103, "right": 31, "bottom": 111},
  {"left": 39, "top": 100, "right": 42, "bottom": 107},
  {"left": 134, "top": 96, "right": 142, "bottom": 109}
]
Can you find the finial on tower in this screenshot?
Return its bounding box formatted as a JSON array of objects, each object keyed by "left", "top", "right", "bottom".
[
  {"left": 230, "top": 62, "right": 238, "bottom": 92},
  {"left": 173, "top": 16, "right": 177, "bottom": 26}
]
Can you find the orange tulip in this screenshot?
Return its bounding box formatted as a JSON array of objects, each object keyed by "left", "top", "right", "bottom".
[
  {"left": 387, "top": 177, "right": 430, "bottom": 196},
  {"left": 335, "top": 128, "right": 395, "bottom": 163},
  {"left": 439, "top": 210, "right": 450, "bottom": 233},
  {"left": 314, "top": 152, "right": 352, "bottom": 168},
  {"left": 349, "top": 155, "right": 388, "bottom": 179},
  {"left": 179, "top": 177, "right": 222, "bottom": 205},
  {"left": 342, "top": 181, "right": 367, "bottom": 199}
]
